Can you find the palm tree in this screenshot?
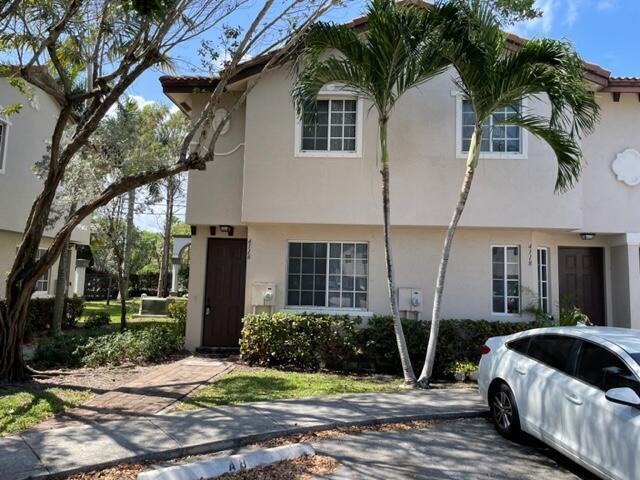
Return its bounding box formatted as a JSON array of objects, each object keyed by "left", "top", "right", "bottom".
[
  {"left": 292, "top": 0, "right": 451, "bottom": 385},
  {"left": 417, "top": 0, "right": 600, "bottom": 387}
]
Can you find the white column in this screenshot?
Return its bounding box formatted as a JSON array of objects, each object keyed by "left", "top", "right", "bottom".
[
  {"left": 627, "top": 235, "right": 640, "bottom": 330},
  {"left": 170, "top": 259, "right": 180, "bottom": 295},
  {"left": 74, "top": 259, "right": 90, "bottom": 297}
]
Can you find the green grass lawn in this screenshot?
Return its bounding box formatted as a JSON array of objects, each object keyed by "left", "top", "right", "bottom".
[
  {"left": 176, "top": 369, "right": 403, "bottom": 410},
  {"left": 0, "top": 386, "right": 92, "bottom": 436},
  {"left": 81, "top": 297, "right": 141, "bottom": 323}
]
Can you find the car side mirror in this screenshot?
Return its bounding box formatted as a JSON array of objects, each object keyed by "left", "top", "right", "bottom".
[{"left": 605, "top": 387, "right": 640, "bottom": 408}]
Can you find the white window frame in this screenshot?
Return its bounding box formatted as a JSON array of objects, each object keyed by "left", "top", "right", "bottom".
[
  {"left": 284, "top": 240, "right": 370, "bottom": 314},
  {"left": 294, "top": 85, "right": 364, "bottom": 158},
  {"left": 491, "top": 244, "right": 521, "bottom": 316},
  {"left": 537, "top": 247, "right": 551, "bottom": 315},
  {"left": 0, "top": 116, "right": 10, "bottom": 174},
  {"left": 454, "top": 93, "right": 528, "bottom": 160},
  {"left": 33, "top": 248, "right": 51, "bottom": 295}
]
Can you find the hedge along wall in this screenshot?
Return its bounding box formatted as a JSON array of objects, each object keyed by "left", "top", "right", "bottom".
[
  {"left": 240, "top": 312, "right": 548, "bottom": 379},
  {"left": 0, "top": 297, "right": 84, "bottom": 339}
]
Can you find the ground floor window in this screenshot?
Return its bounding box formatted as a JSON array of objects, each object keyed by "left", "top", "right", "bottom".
[
  {"left": 492, "top": 245, "right": 520, "bottom": 314},
  {"left": 287, "top": 241, "right": 368, "bottom": 309},
  {"left": 537, "top": 247, "right": 550, "bottom": 314},
  {"left": 34, "top": 248, "right": 50, "bottom": 293}
]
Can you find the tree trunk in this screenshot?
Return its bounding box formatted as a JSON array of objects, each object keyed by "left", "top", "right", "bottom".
[
  {"left": 379, "top": 118, "right": 416, "bottom": 386},
  {"left": 1, "top": 265, "right": 40, "bottom": 381},
  {"left": 106, "top": 274, "right": 112, "bottom": 306},
  {"left": 119, "top": 189, "right": 135, "bottom": 330},
  {"left": 417, "top": 126, "right": 481, "bottom": 388},
  {"left": 157, "top": 177, "right": 174, "bottom": 297},
  {"left": 50, "top": 238, "right": 71, "bottom": 336}
]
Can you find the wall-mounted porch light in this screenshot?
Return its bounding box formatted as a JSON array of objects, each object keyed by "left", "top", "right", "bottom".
[
  {"left": 219, "top": 225, "right": 234, "bottom": 236},
  {"left": 580, "top": 233, "right": 596, "bottom": 241}
]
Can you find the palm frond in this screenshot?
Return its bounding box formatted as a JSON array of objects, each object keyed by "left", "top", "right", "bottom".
[{"left": 511, "top": 115, "right": 582, "bottom": 192}]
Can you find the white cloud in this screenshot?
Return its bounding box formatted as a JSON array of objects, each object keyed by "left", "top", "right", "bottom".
[
  {"left": 596, "top": 0, "right": 616, "bottom": 10},
  {"left": 515, "top": 0, "right": 589, "bottom": 36},
  {"left": 106, "top": 95, "right": 158, "bottom": 117},
  {"left": 516, "top": 0, "right": 555, "bottom": 35}
]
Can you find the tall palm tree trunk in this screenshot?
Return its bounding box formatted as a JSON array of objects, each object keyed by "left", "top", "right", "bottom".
[
  {"left": 380, "top": 118, "right": 416, "bottom": 386},
  {"left": 418, "top": 127, "right": 481, "bottom": 387},
  {"left": 157, "top": 177, "right": 174, "bottom": 297},
  {"left": 50, "top": 236, "right": 72, "bottom": 336}
]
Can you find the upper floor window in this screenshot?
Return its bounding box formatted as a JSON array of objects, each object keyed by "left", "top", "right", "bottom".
[
  {"left": 0, "top": 119, "right": 8, "bottom": 173},
  {"left": 492, "top": 245, "right": 520, "bottom": 315},
  {"left": 457, "top": 98, "right": 526, "bottom": 159},
  {"left": 287, "top": 241, "right": 368, "bottom": 310},
  {"left": 295, "top": 96, "right": 362, "bottom": 158}
]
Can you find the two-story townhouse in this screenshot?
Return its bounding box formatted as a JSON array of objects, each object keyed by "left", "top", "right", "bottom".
[
  {"left": 161, "top": 27, "right": 640, "bottom": 352},
  {"left": 0, "top": 76, "right": 90, "bottom": 299}
]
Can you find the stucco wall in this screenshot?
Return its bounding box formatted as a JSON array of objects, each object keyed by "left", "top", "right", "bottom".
[
  {"left": 183, "top": 221, "right": 628, "bottom": 348},
  {"left": 0, "top": 229, "right": 77, "bottom": 299},
  {"left": 185, "top": 93, "right": 246, "bottom": 227},
  {"left": 184, "top": 66, "right": 640, "bottom": 233},
  {"left": 0, "top": 79, "right": 90, "bottom": 245}
]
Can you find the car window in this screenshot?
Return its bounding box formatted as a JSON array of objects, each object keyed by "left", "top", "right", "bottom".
[
  {"left": 575, "top": 341, "right": 640, "bottom": 394},
  {"left": 527, "top": 335, "right": 577, "bottom": 373},
  {"left": 507, "top": 336, "right": 531, "bottom": 355}
]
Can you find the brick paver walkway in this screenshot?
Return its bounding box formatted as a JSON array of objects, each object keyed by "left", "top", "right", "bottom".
[{"left": 34, "top": 356, "right": 233, "bottom": 430}]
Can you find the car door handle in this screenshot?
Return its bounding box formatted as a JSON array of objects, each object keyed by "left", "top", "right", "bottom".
[
  {"left": 565, "top": 393, "right": 583, "bottom": 405},
  {"left": 514, "top": 366, "right": 527, "bottom": 376}
]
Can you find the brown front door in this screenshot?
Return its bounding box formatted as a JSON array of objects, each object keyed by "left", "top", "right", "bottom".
[
  {"left": 558, "top": 247, "right": 605, "bottom": 326},
  {"left": 203, "top": 238, "right": 247, "bottom": 347}
]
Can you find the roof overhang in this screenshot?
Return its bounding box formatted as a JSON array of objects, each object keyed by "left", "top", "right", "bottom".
[{"left": 161, "top": 3, "right": 640, "bottom": 112}]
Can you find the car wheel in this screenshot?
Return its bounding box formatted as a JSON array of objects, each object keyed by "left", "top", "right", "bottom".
[{"left": 490, "top": 382, "right": 521, "bottom": 440}]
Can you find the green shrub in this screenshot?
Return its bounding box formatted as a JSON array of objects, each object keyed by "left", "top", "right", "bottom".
[
  {"left": 32, "top": 334, "right": 87, "bottom": 368},
  {"left": 84, "top": 311, "right": 111, "bottom": 329},
  {"left": 240, "top": 313, "right": 548, "bottom": 378},
  {"left": 240, "top": 312, "right": 361, "bottom": 370},
  {"left": 78, "top": 324, "right": 184, "bottom": 367},
  {"left": 1, "top": 297, "right": 84, "bottom": 340},
  {"left": 167, "top": 299, "right": 187, "bottom": 334}
]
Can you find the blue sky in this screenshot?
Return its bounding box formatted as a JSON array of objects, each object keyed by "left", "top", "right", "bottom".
[{"left": 128, "top": 0, "right": 640, "bottom": 108}]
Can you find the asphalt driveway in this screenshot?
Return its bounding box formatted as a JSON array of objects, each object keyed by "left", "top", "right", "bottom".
[{"left": 315, "top": 418, "right": 599, "bottom": 479}]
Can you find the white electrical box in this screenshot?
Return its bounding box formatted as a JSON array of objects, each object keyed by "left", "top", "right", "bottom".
[
  {"left": 398, "top": 287, "right": 423, "bottom": 312},
  {"left": 252, "top": 282, "right": 276, "bottom": 307}
]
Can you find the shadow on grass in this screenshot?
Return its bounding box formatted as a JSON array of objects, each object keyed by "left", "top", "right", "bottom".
[{"left": 0, "top": 384, "right": 90, "bottom": 436}]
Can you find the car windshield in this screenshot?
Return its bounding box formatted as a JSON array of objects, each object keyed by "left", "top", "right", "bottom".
[{"left": 629, "top": 353, "right": 640, "bottom": 367}]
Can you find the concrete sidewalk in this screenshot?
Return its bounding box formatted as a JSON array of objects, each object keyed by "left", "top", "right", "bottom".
[{"left": 2, "top": 388, "right": 486, "bottom": 480}]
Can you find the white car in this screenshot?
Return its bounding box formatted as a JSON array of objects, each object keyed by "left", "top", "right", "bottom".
[{"left": 478, "top": 326, "right": 640, "bottom": 480}]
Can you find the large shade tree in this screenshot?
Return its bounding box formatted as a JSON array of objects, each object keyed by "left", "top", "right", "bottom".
[
  {"left": 417, "top": 0, "right": 600, "bottom": 386},
  {"left": 0, "top": 0, "right": 338, "bottom": 382},
  {"left": 293, "top": 0, "right": 455, "bottom": 385}
]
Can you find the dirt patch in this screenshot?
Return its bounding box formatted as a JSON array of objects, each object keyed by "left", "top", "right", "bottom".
[
  {"left": 65, "top": 463, "right": 145, "bottom": 480},
  {"left": 26, "top": 364, "right": 163, "bottom": 396},
  {"left": 218, "top": 454, "right": 338, "bottom": 480}
]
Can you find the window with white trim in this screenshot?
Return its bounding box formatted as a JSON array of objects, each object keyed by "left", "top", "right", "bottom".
[
  {"left": 460, "top": 99, "right": 522, "bottom": 154},
  {"left": 301, "top": 99, "right": 357, "bottom": 153},
  {"left": 537, "top": 247, "right": 550, "bottom": 314},
  {"left": 492, "top": 246, "right": 520, "bottom": 314},
  {"left": 34, "top": 248, "right": 50, "bottom": 293},
  {"left": 0, "top": 119, "right": 7, "bottom": 172},
  {"left": 287, "top": 241, "right": 368, "bottom": 309}
]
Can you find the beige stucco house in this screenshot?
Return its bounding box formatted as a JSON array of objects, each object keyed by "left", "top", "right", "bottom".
[
  {"left": 162, "top": 26, "right": 640, "bottom": 351},
  {"left": 0, "top": 77, "right": 90, "bottom": 299}
]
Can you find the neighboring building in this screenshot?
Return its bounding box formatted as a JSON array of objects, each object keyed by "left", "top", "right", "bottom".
[
  {"left": 0, "top": 77, "right": 90, "bottom": 299},
  {"left": 162, "top": 28, "right": 640, "bottom": 351}
]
